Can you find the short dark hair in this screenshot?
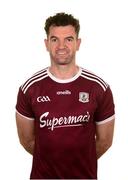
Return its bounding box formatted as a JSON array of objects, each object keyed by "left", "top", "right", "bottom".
[{"left": 44, "top": 12, "right": 80, "bottom": 37}]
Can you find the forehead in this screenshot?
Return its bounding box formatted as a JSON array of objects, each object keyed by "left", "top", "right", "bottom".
[{"left": 48, "top": 25, "right": 77, "bottom": 38}]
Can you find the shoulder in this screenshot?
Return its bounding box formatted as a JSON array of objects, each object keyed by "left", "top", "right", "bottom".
[
  {"left": 80, "top": 67, "right": 108, "bottom": 92},
  {"left": 20, "top": 67, "right": 48, "bottom": 94}
]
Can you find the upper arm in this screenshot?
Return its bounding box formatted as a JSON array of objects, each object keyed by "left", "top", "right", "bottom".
[
  {"left": 96, "top": 119, "right": 115, "bottom": 144},
  {"left": 16, "top": 112, "right": 35, "bottom": 145}
]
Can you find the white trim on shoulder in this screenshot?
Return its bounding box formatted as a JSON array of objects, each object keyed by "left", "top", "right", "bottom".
[
  {"left": 96, "top": 114, "right": 115, "bottom": 125},
  {"left": 16, "top": 110, "right": 35, "bottom": 120},
  {"left": 23, "top": 75, "right": 48, "bottom": 94},
  {"left": 81, "top": 68, "right": 108, "bottom": 89},
  {"left": 21, "top": 68, "right": 48, "bottom": 94},
  {"left": 81, "top": 74, "right": 106, "bottom": 91}
]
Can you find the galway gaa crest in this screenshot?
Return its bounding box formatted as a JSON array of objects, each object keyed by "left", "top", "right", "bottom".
[{"left": 79, "top": 92, "right": 89, "bottom": 103}]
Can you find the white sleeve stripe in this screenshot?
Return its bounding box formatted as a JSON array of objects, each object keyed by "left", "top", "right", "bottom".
[
  {"left": 81, "top": 75, "right": 106, "bottom": 91},
  {"left": 23, "top": 75, "right": 48, "bottom": 94},
  {"left": 16, "top": 110, "right": 35, "bottom": 120},
  {"left": 95, "top": 114, "right": 115, "bottom": 125}
]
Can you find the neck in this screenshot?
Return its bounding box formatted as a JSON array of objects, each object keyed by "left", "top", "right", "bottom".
[{"left": 49, "top": 65, "right": 79, "bottom": 80}]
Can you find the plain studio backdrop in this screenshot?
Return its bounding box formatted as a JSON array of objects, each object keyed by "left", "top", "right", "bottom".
[{"left": 0, "top": 0, "right": 128, "bottom": 179}]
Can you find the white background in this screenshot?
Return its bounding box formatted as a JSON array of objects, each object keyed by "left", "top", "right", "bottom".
[{"left": 0, "top": 0, "right": 128, "bottom": 179}]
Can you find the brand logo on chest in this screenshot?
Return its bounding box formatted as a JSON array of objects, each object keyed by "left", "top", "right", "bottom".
[
  {"left": 37, "top": 96, "right": 51, "bottom": 102},
  {"left": 56, "top": 90, "right": 71, "bottom": 95}
]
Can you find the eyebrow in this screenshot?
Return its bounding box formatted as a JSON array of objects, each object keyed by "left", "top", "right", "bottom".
[
  {"left": 66, "top": 36, "right": 74, "bottom": 40},
  {"left": 50, "top": 36, "right": 75, "bottom": 40},
  {"left": 50, "top": 36, "right": 58, "bottom": 39}
]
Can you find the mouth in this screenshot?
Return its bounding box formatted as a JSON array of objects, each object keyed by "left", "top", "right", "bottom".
[
  {"left": 57, "top": 52, "right": 66, "bottom": 55},
  {"left": 56, "top": 50, "right": 69, "bottom": 56}
]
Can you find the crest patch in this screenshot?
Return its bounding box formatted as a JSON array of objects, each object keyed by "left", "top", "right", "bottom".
[{"left": 79, "top": 92, "right": 89, "bottom": 103}]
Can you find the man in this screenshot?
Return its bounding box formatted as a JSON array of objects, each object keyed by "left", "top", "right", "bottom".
[{"left": 16, "top": 12, "right": 115, "bottom": 179}]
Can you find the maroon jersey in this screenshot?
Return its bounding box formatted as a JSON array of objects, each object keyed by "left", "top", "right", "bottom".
[{"left": 16, "top": 67, "right": 115, "bottom": 179}]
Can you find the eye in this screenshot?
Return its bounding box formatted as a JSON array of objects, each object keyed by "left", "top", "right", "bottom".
[
  {"left": 51, "top": 38, "right": 57, "bottom": 42},
  {"left": 66, "top": 37, "right": 74, "bottom": 42}
]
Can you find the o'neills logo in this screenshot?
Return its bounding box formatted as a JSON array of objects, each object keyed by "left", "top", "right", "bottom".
[
  {"left": 56, "top": 90, "right": 71, "bottom": 95},
  {"left": 39, "top": 112, "right": 90, "bottom": 131}
]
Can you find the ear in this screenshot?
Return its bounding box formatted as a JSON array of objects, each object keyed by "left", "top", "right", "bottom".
[
  {"left": 76, "top": 38, "right": 81, "bottom": 51},
  {"left": 44, "top": 39, "right": 49, "bottom": 51}
]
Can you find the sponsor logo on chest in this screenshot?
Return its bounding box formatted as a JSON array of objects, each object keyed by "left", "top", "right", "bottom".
[{"left": 39, "top": 111, "right": 90, "bottom": 131}]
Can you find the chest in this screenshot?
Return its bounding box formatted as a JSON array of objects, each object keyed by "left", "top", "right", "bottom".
[{"left": 30, "top": 81, "right": 97, "bottom": 123}]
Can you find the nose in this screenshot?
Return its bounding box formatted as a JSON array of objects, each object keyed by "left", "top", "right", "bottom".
[{"left": 58, "top": 40, "right": 66, "bottom": 49}]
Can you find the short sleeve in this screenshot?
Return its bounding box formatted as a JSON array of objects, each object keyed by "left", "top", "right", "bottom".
[
  {"left": 16, "top": 87, "right": 35, "bottom": 119},
  {"left": 94, "top": 86, "right": 115, "bottom": 124}
]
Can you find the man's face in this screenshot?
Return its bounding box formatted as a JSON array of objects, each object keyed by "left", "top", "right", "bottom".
[{"left": 45, "top": 25, "right": 81, "bottom": 66}]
